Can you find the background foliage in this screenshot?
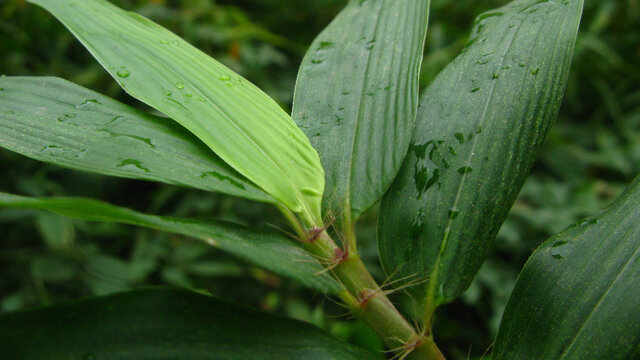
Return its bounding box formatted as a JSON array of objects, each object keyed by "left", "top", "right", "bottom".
[{"left": 1, "top": 0, "right": 638, "bottom": 358}]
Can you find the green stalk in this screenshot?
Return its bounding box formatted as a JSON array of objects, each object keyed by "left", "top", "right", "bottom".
[{"left": 305, "top": 230, "right": 445, "bottom": 359}]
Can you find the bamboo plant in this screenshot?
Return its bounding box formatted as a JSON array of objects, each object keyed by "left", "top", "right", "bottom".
[{"left": 1, "top": 0, "right": 638, "bottom": 359}]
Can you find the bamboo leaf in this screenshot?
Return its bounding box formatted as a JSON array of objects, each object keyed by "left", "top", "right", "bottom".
[
  {"left": 0, "top": 192, "right": 341, "bottom": 294},
  {"left": 0, "top": 288, "right": 375, "bottom": 360},
  {"left": 378, "top": 0, "right": 584, "bottom": 313},
  {"left": 494, "top": 176, "right": 640, "bottom": 360},
  {"left": 28, "top": 0, "right": 324, "bottom": 223},
  {"left": 0, "top": 76, "right": 271, "bottom": 203},
  {"left": 292, "top": 0, "right": 430, "bottom": 221}
]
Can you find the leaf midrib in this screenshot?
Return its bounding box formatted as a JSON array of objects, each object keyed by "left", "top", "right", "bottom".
[
  {"left": 344, "top": 1, "right": 385, "bottom": 217},
  {"left": 424, "top": 18, "right": 525, "bottom": 308}
]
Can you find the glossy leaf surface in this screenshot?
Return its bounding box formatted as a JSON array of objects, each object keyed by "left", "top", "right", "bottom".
[
  {"left": 0, "top": 288, "right": 374, "bottom": 359},
  {"left": 0, "top": 192, "right": 341, "bottom": 294},
  {"left": 379, "top": 0, "right": 584, "bottom": 311},
  {"left": 0, "top": 76, "right": 271, "bottom": 203},
  {"left": 28, "top": 0, "right": 324, "bottom": 222},
  {"left": 494, "top": 176, "right": 640, "bottom": 360},
  {"left": 292, "top": 0, "right": 429, "bottom": 220}
]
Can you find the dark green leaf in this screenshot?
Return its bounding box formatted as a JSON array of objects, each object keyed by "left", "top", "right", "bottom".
[
  {"left": 28, "top": 0, "right": 324, "bottom": 223},
  {"left": 0, "top": 76, "right": 271, "bottom": 203},
  {"left": 378, "top": 0, "right": 584, "bottom": 312},
  {"left": 0, "top": 192, "right": 341, "bottom": 294},
  {"left": 292, "top": 0, "right": 429, "bottom": 221},
  {"left": 0, "top": 288, "right": 375, "bottom": 359},
  {"left": 494, "top": 176, "right": 640, "bottom": 360}
]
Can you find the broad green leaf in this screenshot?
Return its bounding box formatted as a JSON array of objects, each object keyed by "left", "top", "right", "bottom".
[
  {"left": 0, "top": 288, "right": 375, "bottom": 360},
  {"left": 378, "top": 0, "right": 584, "bottom": 313},
  {"left": 292, "top": 0, "right": 430, "bottom": 221},
  {"left": 28, "top": 0, "right": 324, "bottom": 223},
  {"left": 493, "top": 176, "right": 640, "bottom": 360},
  {"left": 0, "top": 192, "right": 341, "bottom": 294},
  {"left": 0, "top": 76, "right": 271, "bottom": 203}
]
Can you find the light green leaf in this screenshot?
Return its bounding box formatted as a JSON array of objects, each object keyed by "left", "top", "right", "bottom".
[
  {"left": 494, "top": 176, "right": 640, "bottom": 360},
  {"left": 0, "top": 192, "right": 341, "bottom": 294},
  {"left": 378, "top": 0, "right": 584, "bottom": 314},
  {"left": 0, "top": 76, "right": 271, "bottom": 203},
  {"left": 292, "top": 0, "right": 430, "bottom": 221},
  {"left": 28, "top": 0, "right": 324, "bottom": 223},
  {"left": 0, "top": 288, "right": 376, "bottom": 360}
]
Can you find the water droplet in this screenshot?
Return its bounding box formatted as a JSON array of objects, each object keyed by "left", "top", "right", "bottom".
[
  {"left": 457, "top": 166, "right": 473, "bottom": 174},
  {"left": 502, "top": 65, "right": 512, "bottom": 69},
  {"left": 175, "top": 82, "right": 185, "bottom": 89},
  {"left": 40, "top": 145, "right": 62, "bottom": 154},
  {"left": 415, "top": 166, "right": 440, "bottom": 198},
  {"left": 163, "top": 98, "right": 191, "bottom": 113},
  {"left": 218, "top": 75, "right": 231, "bottom": 81},
  {"left": 117, "top": 159, "right": 150, "bottom": 172},
  {"left": 519, "top": 62, "right": 526, "bottom": 67},
  {"left": 116, "top": 70, "right": 130, "bottom": 78},
  {"left": 310, "top": 59, "right": 323, "bottom": 64},
  {"left": 448, "top": 208, "right": 460, "bottom": 219},
  {"left": 200, "top": 171, "right": 245, "bottom": 189},
  {"left": 471, "top": 87, "right": 481, "bottom": 93},
  {"left": 100, "top": 116, "right": 123, "bottom": 127},
  {"left": 477, "top": 10, "right": 504, "bottom": 21},
  {"left": 552, "top": 254, "right": 564, "bottom": 260},
  {"left": 159, "top": 39, "right": 170, "bottom": 44},
  {"left": 165, "top": 90, "right": 172, "bottom": 96},
  {"left": 98, "top": 129, "right": 155, "bottom": 148},
  {"left": 75, "top": 98, "right": 101, "bottom": 109},
  {"left": 531, "top": 68, "right": 540, "bottom": 75},
  {"left": 454, "top": 133, "right": 465, "bottom": 144},
  {"left": 185, "top": 93, "right": 192, "bottom": 98},
  {"left": 449, "top": 146, "right": 457, "bottom": 155},
  {"left": 491, "top": 73, "right": 500, "bottom": 79},
  {"left": 552, "top": 240, "right": 568, "bottom": 248},
  {"left": 409, "top": 210, "right": 426, "bottom": 239},
  {"left": 318, "top": 41, "right": 334, "bottom": 50},
  {"left": 366, "top": 40, "right": 376, "bottom": 50},
  {"left": 83, "top": 354, "right": 95, "bottom": 360},
  {"left": 341, "top": 91, "right": 350, "bottom": 95}
]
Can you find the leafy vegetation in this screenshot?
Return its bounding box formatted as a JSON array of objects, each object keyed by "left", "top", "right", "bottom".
[{"left": 1, "top": 0, "right": 638, "bottom": 359}]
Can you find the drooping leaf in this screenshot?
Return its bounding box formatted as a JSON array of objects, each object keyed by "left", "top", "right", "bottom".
[
  {"left": 0, "top": 288, "right": 375, "bottom": 360},
  {"left": 28, "top": 0, "right": 324, "bottom": 223},
  {"left": 0, "top": 192, "right": 341, "bottom": 294},
  {"left": 378, "top": 0, "right": 584, "bottom": 313},
  {"left": 292, "top": 0, "right": 430, "bottom": 221},
  {"left": 493, "top": 176, "right": 640, "bottom": 360},
  {"left": 0, "top": 76, "right": 271, "bottom": 203}
]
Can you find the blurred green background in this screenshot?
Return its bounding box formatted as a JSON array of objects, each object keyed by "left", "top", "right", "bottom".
[{"left": 1, "top": 0, "right": 638, "bottom": 358}]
